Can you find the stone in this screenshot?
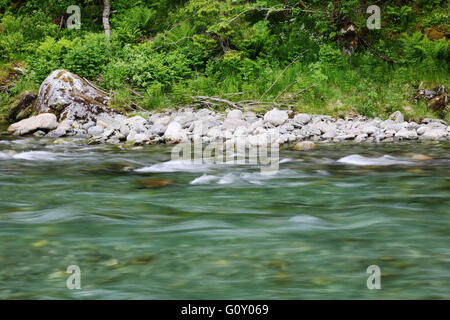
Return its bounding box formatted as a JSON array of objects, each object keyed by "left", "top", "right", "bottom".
[
  {"left": 292, "top": 114, "right": 311, "bottom": 126},
  {"left": 33, "top": 130, "right": 46, "bottom": 137},
  {"left": 361, "top": 125, "right": 378, "bottom": 135},
  {"left": 417, "top": 126, "right": 427, "bottom": 135},
  {"left": 7, "top": 91, "right": 37, "bottom": 122},
  {"left": 221, "top": 118, "right": 246, "bottom": 131},
  {"left": 148, "top": 123, "right": 167, "bottom": 136},
  {"left": 82, "top": 121, "right": 95, "bottom": 130},
  {"left": 264, "top": 108, "right": 289, "bottom": 126},
  {"left": 8, "top": 113, "right": 58, "bottom": 135},
  {"left": 411, "top": 154, "right": 432, "bottom": 161},
  {"left": 421, "top": 118, "right": 446, "bottom": 125},
  {"left": 127, "top": 115, "right": 148, "bottom": 133},
  {"left": 355, "top": 133, "right": 368, "bottom": 142},
  {"left": 227, "top": 109, "right": 243, "bottom": 120},
  {"left": 334, "top": 133, "right": 355, "bottom": 141},
  {"left": 164, "top": 121, "right": 188, "bottom": 143},
  {"left": 88, "top": 125, "right": 105, "bottom": 136},
  {"left": 35, "top": 69, "right": 119, "bottom": 121},
  {"left": 46, "top": 119, "right": 73, "bottom": 138},
  {"left": 388, "top": 111, "right": 404, "bottom": 123},
  {"left": 249, "top": 119, "right": 264, "bottom": 133},
  {"left": 395, "top": 128, "right": 418, "bottom": 140},
  {"left": 234, "top": 126, "right": 248, "bottom": 137},
  {"left": 207, "top": 127, "right": 223, "bottom": 139},
  {"left": 154, "top": 116, "right": 172, "bottom": 126},
  {"left": 420, "top": 128, "right": 447, "bottom": 140},
  {"left": 322, "top": 130, "right": 337, "bottom": 139},
  {"left": 405, "top": 122, "right": 420, "bottom": 130},
  {"left": 293, "top": 141, "right": 316, "bottom": 151}
]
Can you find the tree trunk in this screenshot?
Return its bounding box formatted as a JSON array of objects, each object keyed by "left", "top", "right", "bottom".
[
  {"left": 103, "top": 0, "right": 111, "bottom": 43},
  {"left": 331, "top": 0, "right": 339, "bottom": 23}
]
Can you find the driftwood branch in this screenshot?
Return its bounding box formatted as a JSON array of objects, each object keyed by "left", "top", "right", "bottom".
[
  {"left": 82, "top": 77, "right": 110, "bottom": 96},
  {"left": 192, "top": 96, "right": 243, "bottom": 109}
]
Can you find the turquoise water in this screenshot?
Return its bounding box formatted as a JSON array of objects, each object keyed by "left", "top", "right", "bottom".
[{"left": 0, "top": 129, "right": 449, "bottom": 299}]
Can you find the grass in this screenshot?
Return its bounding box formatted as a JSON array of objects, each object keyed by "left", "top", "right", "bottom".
[{"left": 0, "top": 59, "right": 448, "bottom": 124}]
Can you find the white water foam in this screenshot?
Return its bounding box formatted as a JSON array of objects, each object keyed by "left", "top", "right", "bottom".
[
  {"left": 190, "top": 174, "right": 219, "bottom": 185},
  {"left": 12, "top": 151, "right": 58, "bottom": 161},
  {"left": 217, "top": 173, "right": 235, "bottom": 184},
  {"left": 337, "top": 154, "right": 412, "bottom": 166},
  {"left": 0, "top": 150, "right": 59, "bottom": 161},
  {"left": 135, "top": 160, "right": 211, "bottom": 173},
  {"left": 279, "top": 158, "right": 293, "bottom": 164}
]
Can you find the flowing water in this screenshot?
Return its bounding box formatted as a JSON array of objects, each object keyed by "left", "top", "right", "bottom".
[{"left": 0, "top": 126, "right": 449, "bottom": 299}]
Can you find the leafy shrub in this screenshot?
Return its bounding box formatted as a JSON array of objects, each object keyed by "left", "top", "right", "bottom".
[
  {"left": 27, "top": 36, "right": 78, "bottom": 83},
  {"left": 0, "top": 12, "right": 58, "bottom": 60},
  {"left": 111, "top": 6, "right": 155, "bottom": 43},
  {"left": 102, "top": 44, "right": 192, "bottom": 90},
  {"left": 400, "top": 31, "right": 449, "bottom": 71},
  {"left": 63, "top": 33, "right": 110, "bottom": 79},
  {"left": 319, "top": 44, "right": 345, "bottom": 68}
]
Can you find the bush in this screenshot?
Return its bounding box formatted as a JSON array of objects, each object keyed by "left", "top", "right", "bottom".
[
  {"left": 27, "top": 36, "right": 78, "bottom": 83},
  {"left": 63, "top": 33, "right": 110, "bottom": 79},
  {"left": 0, "top": 12, "right": 58, "bottom": 61},
  {"left": 102, "top": 44, "right": 192, "bottom": 90},
  {"left": 400, "top": 31, "right": 449, "bottom": 72},
  {"left": 111, "top": 6, "right": 155, "bottom": 43}
]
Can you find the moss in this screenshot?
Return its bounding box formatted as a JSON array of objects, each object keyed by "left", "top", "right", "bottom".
[{"left": 54, "top": 70, "right": 66, "bottom": 79}]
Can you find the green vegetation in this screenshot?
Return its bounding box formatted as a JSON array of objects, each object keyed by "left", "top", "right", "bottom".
[{"left": 0, "top": 0, "right": 449, "bottom": 122}]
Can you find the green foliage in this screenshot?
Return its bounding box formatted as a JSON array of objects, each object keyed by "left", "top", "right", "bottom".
[
  {"left": 0, "top": 0, "right": 449, "bottom": 121},
  {"left": 386, "top": 5, "right": 415, "bottom": 33},
  {"left": 111, "top": 6, "right": 156, "bottom": 43},
  {"left": 27, "top": 37, "right": 78, "bottom": 83},
  {"left": 103, "top": 43, "right": 192, "bottom": 90},
  {"left": 63, "top": 33, "right": 110, "bottom": 79},
  {"left": 0, "top": 12, "right": 58, "bottom": 60},
  {"left": 319, "top": 44, "right": 346, "bottom": 68},
  {"left": 400, "top": 31, "right": 449, "bottom": 72}
]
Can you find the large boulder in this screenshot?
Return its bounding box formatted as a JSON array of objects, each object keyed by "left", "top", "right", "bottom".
[
  {"left": 35, "top": 69, "right": 119, "bottom": 121},
  {"left": 8, "top": 113, "right": 58, "bottom": 135}
]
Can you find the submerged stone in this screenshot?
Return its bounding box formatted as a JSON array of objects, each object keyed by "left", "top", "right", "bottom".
[{"left": 294, "top": 141, "right": 316, "bottom": 151}]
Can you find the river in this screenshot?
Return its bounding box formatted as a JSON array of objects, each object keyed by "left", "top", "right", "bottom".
[{"left": 0, "top": 128, "right": 449, "bottom": 299}]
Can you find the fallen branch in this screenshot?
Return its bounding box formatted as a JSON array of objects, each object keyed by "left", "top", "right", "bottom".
[
  {"left": 191, "top": 96, "right": 243, "bottom": 109},
  {"left": 295, "top": 84, "right": 317, "bottom": 96},
  {"left": 129, "top": 101, "right": 147, "bottom": 113},
  {"left": 82, "top": 77, "right": 110, "bottom": 96},
  {"left": 274, "top": 67, "right": 315, "bottom": 102},
  {"left": 130, "top": 88, "right": 144, "bottom": 98},
  {"left": 228, "top": 6, "right": 328, "bottom": 23},
  {"left": 153, "top": 36, "right": 193, "bottom": 50},
  {"left": 259, "top": 50, "right": 308, "bottom": 101},
  {"left": 359, "top": 36, "right": 395, "bottom": 64}
]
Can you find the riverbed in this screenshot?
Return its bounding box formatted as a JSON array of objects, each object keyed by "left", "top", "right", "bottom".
[{"left": 0, "top": 129, "right": 449, "bottom": 299}]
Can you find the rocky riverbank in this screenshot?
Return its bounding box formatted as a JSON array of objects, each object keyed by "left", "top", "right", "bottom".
[
  {"left": 4, "top": 69, "right": 450, "bottom": 147},
  {"left": 6, "top": 107, "right": 450, "bottom": 147}
]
